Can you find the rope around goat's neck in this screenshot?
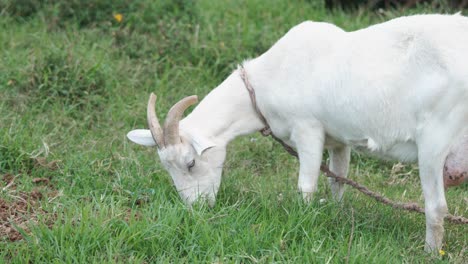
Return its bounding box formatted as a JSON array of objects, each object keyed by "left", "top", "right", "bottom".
[{"left": 238, "top": 64, "right": 467, "bottom": 225}]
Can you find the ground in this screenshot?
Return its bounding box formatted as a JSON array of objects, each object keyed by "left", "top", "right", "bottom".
[{"left": 0, "top": 0, "right": 466, "bottom": 262}]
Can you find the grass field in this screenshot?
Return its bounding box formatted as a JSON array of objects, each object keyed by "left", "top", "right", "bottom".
[{"left": 0, "top": 0, "right": 466, "bottom": 262}]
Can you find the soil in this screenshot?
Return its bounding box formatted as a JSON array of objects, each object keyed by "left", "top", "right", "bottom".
[
  {"left": 0, "top": 190, "right": 47, "bottom": 241},
  {"left": 1, "top": 158, "right": 60, "bottom": 242}
]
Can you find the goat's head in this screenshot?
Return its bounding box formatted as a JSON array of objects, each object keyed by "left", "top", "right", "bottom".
[{"left": 127, "top": 93, "right": 226, "bottom": 206}]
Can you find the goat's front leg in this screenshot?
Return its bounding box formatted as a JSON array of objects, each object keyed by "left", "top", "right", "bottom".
[
  {"left": 292, "top": 124, "right": 325, "bottom": 202},
  {"left": 328, "top": 146, "right": 351, "bottom": 201}
]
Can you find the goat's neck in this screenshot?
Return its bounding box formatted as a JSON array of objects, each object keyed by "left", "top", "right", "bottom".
[{"left": 180, "top": 70, "right": 264, "bottom": 146}]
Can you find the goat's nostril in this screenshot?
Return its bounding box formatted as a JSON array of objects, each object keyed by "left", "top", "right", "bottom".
[{"left": 449, "top": 175, "right": 453, "bottom": 180}]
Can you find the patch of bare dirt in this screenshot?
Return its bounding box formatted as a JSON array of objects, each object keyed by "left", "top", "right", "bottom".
[
  {"left": 1, "top": 157, "right": 61, "bottom": 242},
  {"left": 0, "top": 190, "right": 58, "bottom": 242}
]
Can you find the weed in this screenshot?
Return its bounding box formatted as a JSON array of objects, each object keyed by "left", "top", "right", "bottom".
[
  {"left": 19, "top": 49, "right": 107, "bottom": 110},
  {"left": 0, "top": 143, "right": 33, "bottom": 173},
  {"left": 0, "top": 0, "right": 44, "bottom": 19}
]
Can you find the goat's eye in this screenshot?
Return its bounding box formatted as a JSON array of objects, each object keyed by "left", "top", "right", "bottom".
[{"left": 187, "top": 160, "right": 195, "bottom": 171}]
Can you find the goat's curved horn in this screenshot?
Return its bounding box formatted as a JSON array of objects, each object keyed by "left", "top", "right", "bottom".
[
  {"left": 164, "top": 95, "right": 198, "bottom": 145},
  {"left": 147, "top": 93, "right": 165, "bottom": 148}
]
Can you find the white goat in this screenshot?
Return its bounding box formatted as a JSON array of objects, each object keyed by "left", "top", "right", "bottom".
[{"left": 127, "top": 14, "right": 468, "bottom": 252}]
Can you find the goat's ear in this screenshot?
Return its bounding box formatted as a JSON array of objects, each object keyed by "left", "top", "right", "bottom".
[
  {"left": 189, "top": 132, "right": 216, "bottom": 156},
  {"left": 127, "top": 129, "right": 157, "bottom": 147}
]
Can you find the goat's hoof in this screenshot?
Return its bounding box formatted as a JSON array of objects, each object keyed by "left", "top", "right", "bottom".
[
  {"left": 301, "top": 192, "right": 314, "bottom": 203},
  {"left": 424, "top": 240, "right": 444, "bottom": 255}
]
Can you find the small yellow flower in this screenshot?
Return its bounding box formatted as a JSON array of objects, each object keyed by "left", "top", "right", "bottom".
[
  {"left": 439, "top": 249, "right": 446, "bottom": 256},
  {"left": 113, "top": 13, "right": 123, "bottom": 23}
]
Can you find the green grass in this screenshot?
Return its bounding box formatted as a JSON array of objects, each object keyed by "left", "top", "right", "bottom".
[{"left": 0, "top": 0, "right": 466, "bottom": 262}]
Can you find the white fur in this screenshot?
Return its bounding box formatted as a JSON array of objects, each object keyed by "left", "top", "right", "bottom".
[
  {"left": 128, "top": 14, "right": 468, "bottom": 252},
  {"left": 127, "top": 129, "right": 157, "bottom": 147}
]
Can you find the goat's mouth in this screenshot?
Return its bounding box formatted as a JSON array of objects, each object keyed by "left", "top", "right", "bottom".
[
  {"left": 181, "top": 194, "right": 216, "bottom": 208},
  {"left": 177, "top": 187, "right": 217, "bottom": 207}
]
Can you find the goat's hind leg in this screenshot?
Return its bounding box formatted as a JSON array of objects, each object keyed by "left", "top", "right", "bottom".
[
  {"left": 418, "top": 132, "right": 453, "bottom": 253},
  {"left": 418, "top": 154, "right": 447, "bottom": 252},
  {"left": 328, "top": 146, "right": 351, "bottom": 201},
  {"left": 418, "top": 98, "right": 468, "bottom": 252}
]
